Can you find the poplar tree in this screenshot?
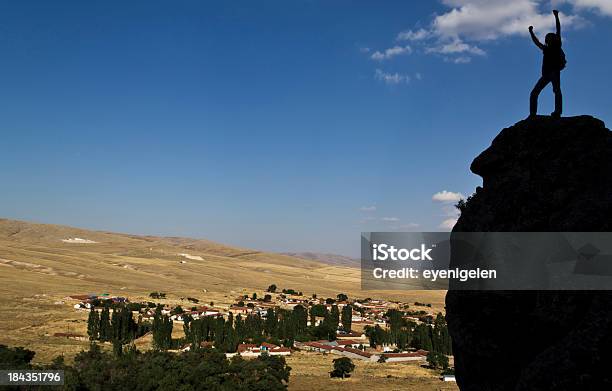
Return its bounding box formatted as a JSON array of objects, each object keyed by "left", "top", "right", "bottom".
[
  {"left": 152, "top": 306, "right": 173, "bottom": 350},
  {"left": 432, "top": 313, "right": 452, "bottom": 354},
  {"left": 99, "top": 307, "right": 111, "bottom": 342},
  {"left": 87, "top": 309, "right": 100, "bottom": 341},
  {"left": 341, "top": 305, "right": 352, "bottom": 332},
  {"left": 292, "top": 305, "right": 308, "bottom": 335},
  {"left": 264, "top": 308, "right": 277, "bottom": 337}
]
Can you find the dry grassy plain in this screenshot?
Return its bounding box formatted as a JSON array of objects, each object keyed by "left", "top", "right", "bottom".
[
  {"left": 287, "top": 351, "right": 458, "bottom": 391},
  {"left": 0, "top": 218, "right": 451, "bottom": 390}
]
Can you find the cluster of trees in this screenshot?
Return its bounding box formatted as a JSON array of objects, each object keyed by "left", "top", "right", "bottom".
[
  {"left": 148, "top": 291, "right": 167, "bottom": 299},
  {"left": 87, "top": 306, "right": 151, "bottom": 354},
  {"left": 180, "top": 303, "right": 352, "bottom": 353},
  {"left": 309, "top": 304, "right": 341, "bottom": 340},
  {"left": 0, "top": 344, "right": 291, "bottom": 390},
  {"left": 281, "top": 288, "right": 301, "bottom": 295},
  {"left": 365, "top": 312, "right": 452, "bottom": 355},
  {"left": 266, "top": 284, "right": 304, "bottom": 296},
  {"left": 427, "top": 350, "right": 450, "bottom": 370},
  {"left": 0, "top": 344, "right": 35, "bottom": 370},
  {"left": 182, "top": 305, "right": 312, "bottom": 352},
  {"left": 240, "top": 293, "right": 273, "bottom": 303},
  {"left": 152, "top": 307, "right": 174, "bottom": 351}
]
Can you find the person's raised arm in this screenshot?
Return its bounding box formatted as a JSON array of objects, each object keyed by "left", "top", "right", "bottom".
[
  {"left": 553, "top": 10, "right": 562, "bottom": 43},
  {"left": 529, "top": 26, "right": 545, "bottom": 50}
]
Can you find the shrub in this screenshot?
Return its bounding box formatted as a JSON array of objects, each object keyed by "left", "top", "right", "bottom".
[{"left": 330, "top": 357, "right": 355, "bottom": 379}]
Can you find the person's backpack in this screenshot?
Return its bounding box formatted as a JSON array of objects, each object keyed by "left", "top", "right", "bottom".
[{"left": 559, "top": 48, "right": 567, "bottom": 71}]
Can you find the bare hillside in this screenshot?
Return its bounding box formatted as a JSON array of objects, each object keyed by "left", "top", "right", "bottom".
[{"left": 0, "top": 218, "right": 446, "bottom": 362}]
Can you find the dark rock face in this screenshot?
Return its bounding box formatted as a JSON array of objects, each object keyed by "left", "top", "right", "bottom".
[{"left": 446, "top": 115, "right": 612, "bottom": 390}]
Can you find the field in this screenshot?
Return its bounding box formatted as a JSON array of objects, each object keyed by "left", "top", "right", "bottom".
[
  {"left": 0, "top": 218, "right": 451, "bottom": 389},
  {"left": 287, "top": 352, "right": 458, "bottom": 391}
]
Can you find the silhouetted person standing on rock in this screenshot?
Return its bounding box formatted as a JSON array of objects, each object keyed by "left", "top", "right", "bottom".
[{"left": 529, "top": 10, "right": 565, "bottom": 118}]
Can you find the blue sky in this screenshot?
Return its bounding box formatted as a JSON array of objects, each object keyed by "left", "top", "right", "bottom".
[{"left": 1, "top": 1, "right": 611, "bottom": 256}]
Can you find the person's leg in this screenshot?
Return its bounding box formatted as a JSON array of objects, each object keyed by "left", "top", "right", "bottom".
[
  {"left": 551, "top": 71, "right": 562, "bottom": 117},
  {"left": 530, "top": 75, "right": 550, "bottom": 116}
]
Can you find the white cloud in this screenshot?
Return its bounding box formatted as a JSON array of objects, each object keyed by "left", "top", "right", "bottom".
[
  {"left": 359, "top": 205, "right": 377, "bottom": 212},
  {"left": 568, "top": 0, "right": 612, "bottom": 16},
  {"left": 426, "top": 38, "right": 485, "bottom": 55},
  {"left": 397, "top": 28, "right": 431, "bottom": 41},
  {"left": 393, "top": 1, "right": 585, "bottom": 63},
  {"left": 432, "top": 0, "right": 580, "bottom": 41},
  {"left": 415, "top": 72, "right": 423, "bottom": 80},
  {"left": 441, "top": 204, "right": 460, "bottom": 217},
  {"left": 439, "top": 218, "right": 458, "bottom": 230},
  {"left": 360, "top": 47, "right": 371, "bottom": 53},
  {"left": 381, "top": 217, "right": 400, "bottom": 222},
  {"left": 375, "top": 69, "right": 411, "bottom": 85},
  {"left": 371, "top": 45, "right": 412, "bottom": 61},
  {"left": 448, "top": 56, "right": 472, "bottom": 63},
  {"left": 432, "top": 190, "right": 465, "bottom": 203}
]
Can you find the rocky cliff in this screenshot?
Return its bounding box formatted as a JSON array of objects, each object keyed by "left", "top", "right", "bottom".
[{"left": 446, "top": 115, "right": 612, "bottom": 390}]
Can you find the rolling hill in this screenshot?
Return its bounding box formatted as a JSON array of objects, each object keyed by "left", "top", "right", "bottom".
[{"left": 0, "top": 218, "right": 445, "bottom": 362}]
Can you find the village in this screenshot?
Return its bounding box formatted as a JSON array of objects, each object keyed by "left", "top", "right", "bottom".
[{"left": 63, "top": 284, "right": 456, "bottom": 382}]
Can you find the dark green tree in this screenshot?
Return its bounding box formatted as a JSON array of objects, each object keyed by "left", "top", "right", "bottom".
[
  {"left": 152, "top": 307, "right": 173, "bottom": 350},
  {"left": 330, "top": 357, "right": 355, "bottom": 379},
  {"left": 432, "top": 313, "right": 452, "bottom": 355},
  {"left": 341, "top": 305, "right": 352, "bottom": 332},
  {"left": 0, "top": 345, "right": 35, "bottom": 370},
  {"left": 87, "top": 309, "right": 100, "bottom": 341},
  {"left": 264, "top": 308, "right": 278, "bottom": 337},
  {"left": 292, "top": 305, "right": 308, "bottom": 335},
  {"left": 427, "top": 351, "right": 449, "bottom": 370},
  {"left": 99, "top": 307, "right": 111, "bottom": 342},
  {"left": 412, "top": 323, "right": 433, "bottom": 351}
]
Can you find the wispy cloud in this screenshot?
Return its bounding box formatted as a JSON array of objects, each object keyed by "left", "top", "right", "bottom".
[
  {"left": 433, "top": 191, "right": 462, "bottom": 229},
  {"left": 425, "top": 39, "right": 485, "bottom": 56},
  {"left": 447, "top": 56, "right": 472, "bottom": 63},
  {"left": 375, "top": 69, "right": 411, "bottom": 85},
  {"left": 381, "top": 217, "right": 400, "bottom": 222},
  {"left": 568, "top": 0, "right": 612, "bottom": 16},
  {"left": 371, "top": 45, "right": 412, "bottom": 61},
  {"left": 432, "top": 190, "right": 465, "bottom": 203},
  {"left": 359, "top": 205, "right": 377, "bottom": 212},
  {"left": 397, "top": 28, "right": 430, "bottom": 41}
]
